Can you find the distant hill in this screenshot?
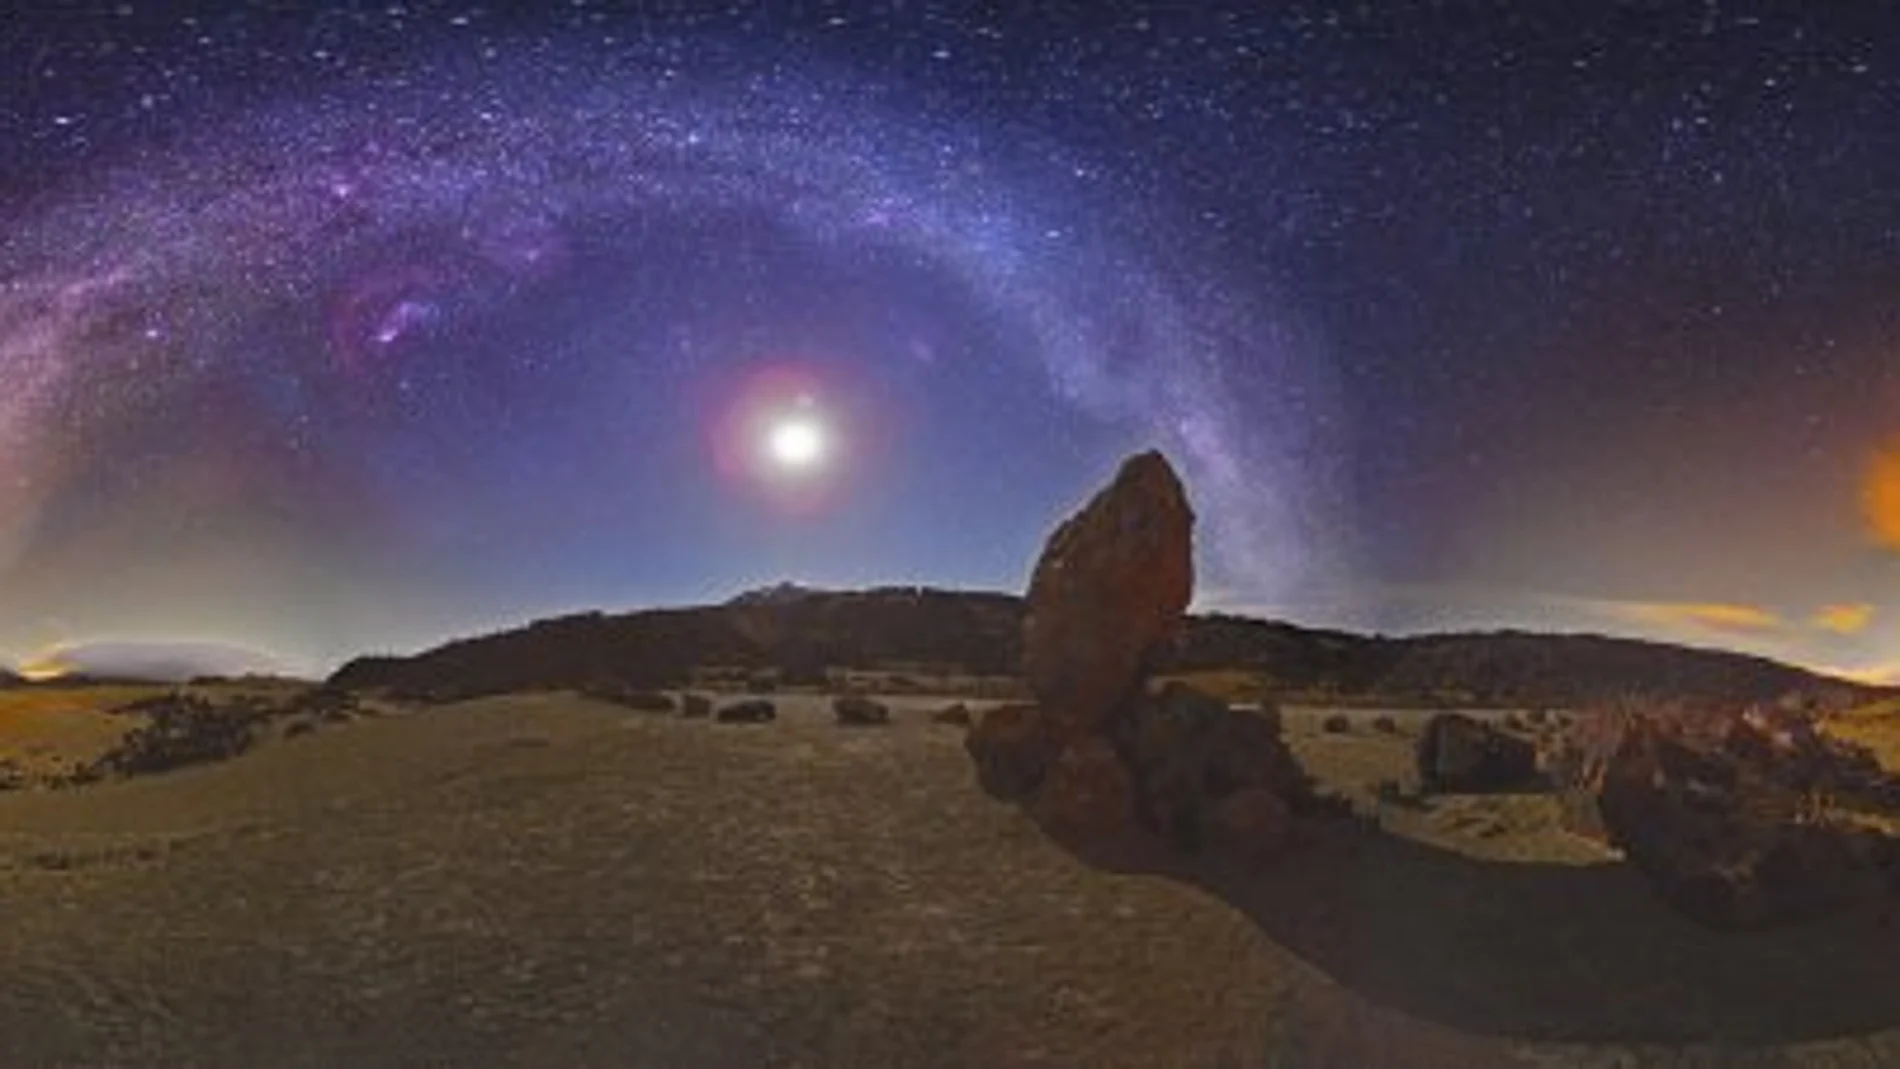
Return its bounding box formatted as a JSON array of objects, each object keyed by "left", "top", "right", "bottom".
[{"left": 328, "top": 587, "right": 1889, "bottom": 711}]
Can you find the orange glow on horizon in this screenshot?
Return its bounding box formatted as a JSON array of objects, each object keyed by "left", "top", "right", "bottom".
[{"left": 1863, "top": 444, "right": 1900, "bottom": 549}]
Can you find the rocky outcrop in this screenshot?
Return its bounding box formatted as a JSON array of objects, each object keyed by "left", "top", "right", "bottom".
[
  {"left": 88, "top": 693, "right": 263, "bottom": 778},
  {"left": 1415, "top": 713, "right": 1541, "bottom": 793},
  {"left": 967, "top": 451, "right": 1319, "bottom": 866},
  {"left": 1022, "top": 451, "right": 1194, "bottom": 740},
  {"left": 1548, "top": 702, "right": 1900, "bottom": 929}
]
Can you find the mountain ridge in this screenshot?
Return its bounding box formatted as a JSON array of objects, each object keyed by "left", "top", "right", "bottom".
[{"left": 328, "top": 586, "right": 1890, "bottom": 710}]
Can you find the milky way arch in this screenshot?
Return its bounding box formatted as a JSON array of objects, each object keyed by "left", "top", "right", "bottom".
[{"left": 0, "top": 43, "right": 1346, "bottom": 648}]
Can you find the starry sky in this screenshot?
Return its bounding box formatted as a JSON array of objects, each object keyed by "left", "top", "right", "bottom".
[{"left": 3, "top": 2, "right": 1899, "bottom": 681}]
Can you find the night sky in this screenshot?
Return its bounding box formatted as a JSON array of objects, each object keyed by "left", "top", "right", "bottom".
[{"left": 4, "top": 2, "right": 1900, "bottom": 680}]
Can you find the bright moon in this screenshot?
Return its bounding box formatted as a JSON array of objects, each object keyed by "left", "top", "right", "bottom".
[{"left": 766, "top": 415, "right": 827, "bottom": 470}]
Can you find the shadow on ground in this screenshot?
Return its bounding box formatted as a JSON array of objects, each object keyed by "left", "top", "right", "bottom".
[{"left": 1058, "top": 816, "right": 1900, "bottom": 1046}]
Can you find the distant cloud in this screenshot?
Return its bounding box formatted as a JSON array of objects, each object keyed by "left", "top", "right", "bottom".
[
  {"left": 1811, "top": 602, "right": 1877, "bottom": 635},
  {"left": 17, "top": 640, "right": 295, "bottom": 682},
  {"left": 1616, "top": 601, "right": 1783, "bottom": 635}
]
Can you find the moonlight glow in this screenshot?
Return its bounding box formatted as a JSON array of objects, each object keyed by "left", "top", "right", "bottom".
[{"left": 767, "top": 415, "right": 827, "bottom": 472}]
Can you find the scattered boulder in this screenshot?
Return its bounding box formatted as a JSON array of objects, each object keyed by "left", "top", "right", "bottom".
[
  {"left": 1320, "top": 714, "right": 1352, "bottom": 734},
  {"left": 715, "top": 699, "right": 776, "bottom": 724},
  {"left": 931, "top": 703, "right": 973, "bottom": 728},
  {"left": 966, "top": 704, "right": 1059, "bottom": 802},
  {"left": 1415, "top": 712, "right": 1541, "bottom": 794},
  {"left": 681, "top": 693, "right": 713, "bottom": 719},
  {"left": 1371, "top": 715, "right": 1399, "bottom": 735},
  {"left": 1021, "top": 451, "right": 1195, "bottom": 740},
  {"left": 833, "top": 695, "right": 891, "bottom": 726}
]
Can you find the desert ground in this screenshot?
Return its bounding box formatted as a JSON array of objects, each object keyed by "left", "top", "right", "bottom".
[{"left": 3, "top": 689, "right": 1899, "bottom": 1067}]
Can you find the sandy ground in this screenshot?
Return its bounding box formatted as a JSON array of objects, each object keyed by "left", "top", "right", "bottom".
[{"left": 2, "top": 694, "right": 1897, "bottom": 1067}]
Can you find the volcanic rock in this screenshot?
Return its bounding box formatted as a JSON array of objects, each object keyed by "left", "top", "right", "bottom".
[
  {"left": 1203, "top": 787, "right": 1292, "bottom": 867},
  {"left": 89, "top": 694, "right": 262, "bottom": 778},
  {"left": 1021, "top": 451, "right": 1194, "bottom": 740},
  {"left": 715, "top": 699, "right": 776, "bottom": 724},
  {"left": 1415, "top": 712, "right": 1541, "bottom": 794},
  {"left": 833, "top": 695, "right": 891, "bottom": 726},
  {"left": 965, "top": 704, "right": 1058, "bottom": 802},
  {"left": 1550, "top": 702, "right": 1900, "bottom": 929},
  {"left": 930, "top": 703, "right": 973, "bottom": 728},
  {"left": 1031, "top": 738, "right": 1141, "bottom": 842},
  {"left": 1111, "top": 682, "right": 1312, "bottom": 851}
]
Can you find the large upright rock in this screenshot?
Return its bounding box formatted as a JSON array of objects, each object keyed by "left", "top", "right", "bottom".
[
  {"left": 968, "top": 450, "right": 1321, "bottom": 867},
  {"left": 1022, "top": 451, "right": 1194, "bottom": 740}
]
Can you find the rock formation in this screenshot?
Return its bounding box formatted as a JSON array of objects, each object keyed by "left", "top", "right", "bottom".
[
  {"left": 967, "top": 450, "right": 1318, "bottom": 865},
  {"left": 1547, "top": 701, "right": 1900, "bottom": 929},
  {"left": 1021, "top": 450, "right": 1194, "bottom": 739}
]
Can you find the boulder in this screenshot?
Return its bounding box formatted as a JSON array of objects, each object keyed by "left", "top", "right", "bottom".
[
  {"left": 965, "top": 704, "right": 1059, "bottom": 802},
  {"left": 833, "top": 695, "right": 891, "bottom": 726},
  {"left": 1022, "top": 451, "right": 1194, "bottom": 740},
  {"left": 715, "top": 699, "right": 776, "bottom": 724},
  {"left": 931, "top": 703, "right": 973, "bottom": 728},
  {"left": 1321, "top": 714, "right": 1352, "bottom": 734},
  {"left": 681, "top": 693, "right": 713, "bottom": 719},
  {"left": 1415, "top": 712, "right": 1541, "bottom": 793},
  {"left": 1371, "top": 715, "right": 1399, "bottom": 734}
]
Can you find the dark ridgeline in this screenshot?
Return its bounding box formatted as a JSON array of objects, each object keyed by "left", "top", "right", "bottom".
[{"left": 326, "top": 586, "right": 1887, "bottom": 711}]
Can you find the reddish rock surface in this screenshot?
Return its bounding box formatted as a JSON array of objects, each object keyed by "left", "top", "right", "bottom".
[
  {"left": 1021, "top": 450, "right": 1194, "bottom": 741},
  {"left": 1032, "top": 738, "right": 1141, "bottom": 842}
]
